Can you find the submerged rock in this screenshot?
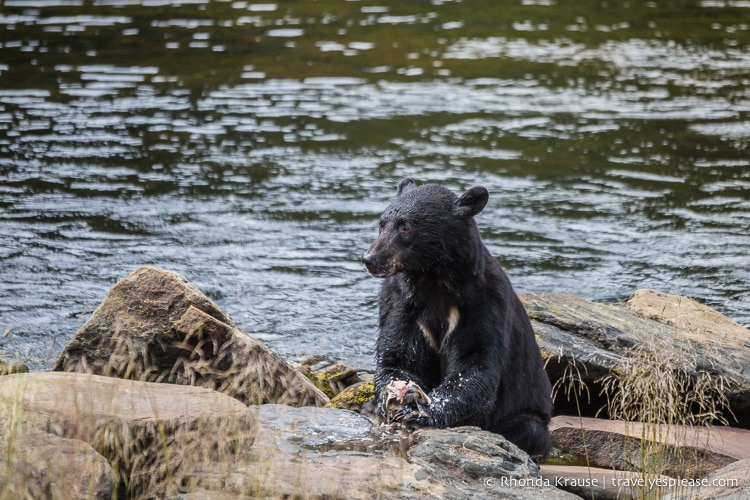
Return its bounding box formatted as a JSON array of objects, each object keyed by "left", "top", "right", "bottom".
[{"left": 53, "top": 266, "right": 328, "bottom": 407}]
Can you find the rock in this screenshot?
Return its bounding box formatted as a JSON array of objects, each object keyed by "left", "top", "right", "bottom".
[
  {"left": 545, "top": 415, "right": 750, "bottom": 499},
  {"left": 0, "top": 372, "right": 257, "bottom": 498},
  {"left": 0, "top": 425, "right": 115, "bottom": 499},
  {"left": 520, "top": 291, "right": 750, "bottom": 427},
  {"left": 540, "top": 464, "right": 676, "bottom": 500},
  {"left": 409, "top": 426, "right": 537, "bottom": 479},
  {"left": 624, "top": 289, "right": 749, "bottom": 340},
  {"left": 549, "top": 416, "right": 750, "bottom": 478},
  {"left": 178, "top": 404, "right": 578, "bottom": 499},
  {"left": 302, "top": 362, "right": 360, "bottom": 399},
  {"left": 326, "top": 380, "right": 376, "bottom": 412},
  {"left": 53, "top": 266, "right": 328, "bottom": 407},
  {"left": 251, "top": 404, "right": 378, "bottom": 451},
  {"left": 543, "top": 461, "right": 750, "bottom": 500},
  {"left": 662, "top": 458, "right": 750, "bottom": 500}
]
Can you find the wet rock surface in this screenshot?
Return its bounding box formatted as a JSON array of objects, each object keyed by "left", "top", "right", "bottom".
[
  {"left": 250, "top": 404, "right": 379, "bottom": 453},
  {"left": 233, "top": 404, "right": 579, "bottom": 499}
]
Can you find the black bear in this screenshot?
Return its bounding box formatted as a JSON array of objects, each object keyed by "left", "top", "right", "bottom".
[{"left": 361, "top": 178, "right": 552, "bottom": 458}]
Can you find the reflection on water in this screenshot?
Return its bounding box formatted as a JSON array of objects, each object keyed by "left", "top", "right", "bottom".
[{"left": 1, "top": 0, "right": 749, "bottom": 370}]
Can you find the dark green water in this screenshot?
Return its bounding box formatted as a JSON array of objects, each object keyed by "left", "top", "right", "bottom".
[{"left": 1, "top": 0, "right": 749, "bottom": 370}]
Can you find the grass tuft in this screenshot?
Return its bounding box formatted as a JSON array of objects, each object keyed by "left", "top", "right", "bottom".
[{"left": 598, "top": 339, "right": 735, "bottom": 498}]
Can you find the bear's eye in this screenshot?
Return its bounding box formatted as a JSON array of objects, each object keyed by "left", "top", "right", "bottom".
[{"left": 398, "top": 222, "right": 411, "bottom": 234}]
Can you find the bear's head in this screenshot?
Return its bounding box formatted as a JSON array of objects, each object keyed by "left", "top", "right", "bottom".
[{"left": 361, "top": 178, "right": 489, "bottom": 278}]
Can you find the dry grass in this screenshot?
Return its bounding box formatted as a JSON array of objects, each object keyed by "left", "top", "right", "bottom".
[
  {"left": 598, "top": 341, "right": 735, "bottom": 499},
  {"left": 545, "top": 332, "right": 736, "bottom": 500},
  {"left": 548, "top": 353, "right": 597, "bottom": 498}
]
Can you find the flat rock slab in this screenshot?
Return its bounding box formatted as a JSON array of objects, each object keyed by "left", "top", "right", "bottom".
[
  {"left": 540, "top": 464, "right": 674, "bottom": 500},
  {"left": 624, "top": 289, "right": 750, "bottom": 344},
  {"left": 520, "top": 290, "right": 750, "bottom": 426},
  {"left": 550, "top": 415, "right": 749, "bottom": 479},
  {"left": 0, "top": 372, "right": 257, "bottom": 498},
  {"left": 544, "top": 460, "right": 750, "bottom": 500},
  {"left": 552, "top": 416, "right": 750, "bottom": 461},
  {"left": 185, "top": 404, "right": 580, "bottom": 499},
  {"left": 53, "top": 266, "right": 328, "bottom": 407},
  {"left": 546, "top": 416, "right": 750, "bottom": 499}
]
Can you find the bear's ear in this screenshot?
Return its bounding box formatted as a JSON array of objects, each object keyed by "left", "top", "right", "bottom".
[
  {"left": 396, "top": 178, "right": 417, "bottom": 197},
  {"left": 455, "top": 186, "right": 489, "bottom": 217}
]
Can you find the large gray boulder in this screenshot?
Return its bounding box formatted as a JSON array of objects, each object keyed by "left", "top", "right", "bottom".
[{"left": 53, "top": 266, "right": 328, "bottom": 407}]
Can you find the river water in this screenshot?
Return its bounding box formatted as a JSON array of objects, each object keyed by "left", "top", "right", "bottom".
[{"left": 1, "top": 0, "right": 749, "bottom": 371}]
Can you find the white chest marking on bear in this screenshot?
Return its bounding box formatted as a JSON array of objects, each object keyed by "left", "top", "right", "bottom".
[
  {"left": 418, "top": 306, "right": 460, "bottom": 352},
  {"left": 418, "top": 322, "right": 439, "bottom": 351},
  {"left": 444, "top": 306, "right": 460, "bottom": 342}
]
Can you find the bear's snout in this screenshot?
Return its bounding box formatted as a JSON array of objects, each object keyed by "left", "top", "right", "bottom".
[
  {"left": 361, "top": 250, "right": 384, "bottom": 277},
  {"left": 362, "top": 237, "right": 400, "bottom": 278}
]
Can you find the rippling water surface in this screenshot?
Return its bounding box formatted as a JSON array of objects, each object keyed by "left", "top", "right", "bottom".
[{"left": 1, "top": 0, "right": 749, "bottom": 370}]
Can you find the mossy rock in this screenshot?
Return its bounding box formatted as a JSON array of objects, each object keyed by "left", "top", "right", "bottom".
[
  {"left": 326, "top": 381, "right": 375, "bottom": 411},
  {"left": 302, "top": 363, "right": 359, "bottom": 399}
]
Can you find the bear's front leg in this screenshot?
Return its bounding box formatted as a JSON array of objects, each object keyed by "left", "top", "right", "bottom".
[{"left": 418, "top": 366, "right": 497, "bottom": 428}]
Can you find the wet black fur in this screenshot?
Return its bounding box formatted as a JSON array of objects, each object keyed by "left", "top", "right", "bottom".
[{"left": 362, "top": 178, "right": 553, "bottom": 458}]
